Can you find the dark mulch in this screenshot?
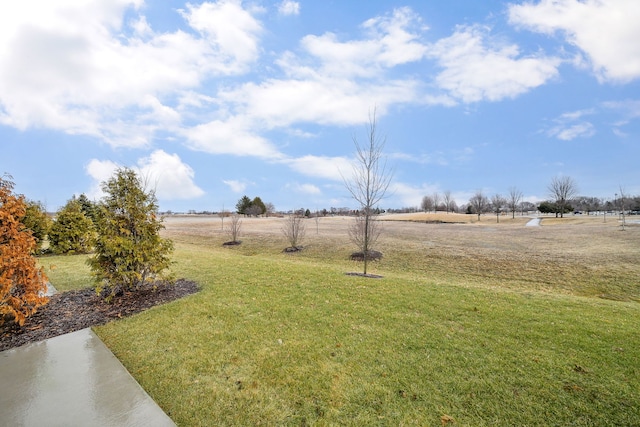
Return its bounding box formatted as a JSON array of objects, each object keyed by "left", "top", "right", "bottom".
[
  {"left": 345, "top": 272, "right": 384, "bottom": 279},
  {"left": 0, "top": 279, "right": 199, "bottom": 352}
]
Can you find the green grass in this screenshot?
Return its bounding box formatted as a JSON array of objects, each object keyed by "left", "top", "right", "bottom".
[
  {"left": 41, "top": 223, "right": 640, "bottom": 426},
  {"left": 39, "top": 253, "right": 92, "bottom": 292}
]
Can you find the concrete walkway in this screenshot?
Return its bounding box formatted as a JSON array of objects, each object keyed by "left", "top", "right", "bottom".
[
  {"left": 1, "top": 327, "right": 175, "bottom": 426},
  {"left": 525, "top": 217, "right": 541, "bottom": 226}
]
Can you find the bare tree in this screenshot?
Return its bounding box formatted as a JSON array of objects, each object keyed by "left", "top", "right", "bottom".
[
  {"left": 548, "top": 176, "right": 578, "bottom": 218},
  {"left": 246, "top": 204, "right": 262, "bottom": 217},
  {"left": 348, "top": 213, "right": 383, "bottom": 260},
  {"left": 421, "top": 195, "right": 434, "bottom": 213},
  {"left": 219, "top": 205, "right": 230, "bottom": 230},
  {"left": 432, "top": 192, "right": 440, "bottom": 213},
  {"left": 507, "top": 187, "right": 523, "bottom": 219},
  {"left": 343, "top": 108, "right": 392, "bottom": 275},
  {"left": 491, "top": 194, "right": 506, "bottom": 223},
  {"left": 314, "top": 210, "right": 320, "bottom": 234},
  {"left": 443, "top": 190, "right": 453, "bottom": 214},
  {"left": 469, "top": 190, "right": 489, "bottom": 221},
  {"left": 617, "top": 186, "right": 627, "bottom": 231},
  {"left": 265, "top": 202, "right": 275, "bottom": 217},
  {"left": 225, "top": 214, "right": 242, "bottom": 244},
  {"left": 282, "top": 214, "right": 306, "bottom": 250}
]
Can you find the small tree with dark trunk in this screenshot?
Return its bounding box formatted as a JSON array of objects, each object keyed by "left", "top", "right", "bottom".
[
  {"left": 443, "top": 191, "right": 453, "bottom": 214},
  {"left": 225, "top": 214, "right": 242, "bottom": 245},
  {"left": 491, "top": 194, "right": 506, "bottom": 223},
  {"left": 343, "top": 108, "right": 392, "bottom": 276},
  {"left": 548, "top": 176, "right": 578, "bottom": 218},
  {"left": 421, "top": 195, "right": 434, "bottom": 213},
  {"left": 282, "top": 214, "right": 306, "bottom": 251},
  {"left": 348, "top": 211, "right": 383, "bottom": 262},
  {"left": 432, "top": 192, "right": 440, "bottom": 213},
  {"left": 469, "top": 190, "right": 489, "bottom": 221},
  {"left": 507, "top": 187, "right": 523, "bottom": 219}
]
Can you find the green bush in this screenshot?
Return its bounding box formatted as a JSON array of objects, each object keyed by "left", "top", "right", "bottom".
[
  {"left": 49, "top": 198, "right": 94, "bottom": 254},
  {"left": 22, "top": 200, "right": 51, "bottom": 251},
  {"left": 88, "top": 168, "right": 173, "bottom": 299}
]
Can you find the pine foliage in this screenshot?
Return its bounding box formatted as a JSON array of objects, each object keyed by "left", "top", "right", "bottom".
[
  {"left": 88, "top": 168, "right": 173, "bottom": 299},
  {"left": 49, "top": 197, "right": 94, "bottom": 254}
]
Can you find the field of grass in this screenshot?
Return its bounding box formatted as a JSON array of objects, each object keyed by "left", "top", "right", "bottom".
[{"left": 45, "top": 214, "right": 640, "bottom": 425}]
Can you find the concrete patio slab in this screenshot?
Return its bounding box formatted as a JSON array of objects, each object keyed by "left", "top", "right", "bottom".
[{"left": 0, "top": 328, "right": 175, "bottom": 427}]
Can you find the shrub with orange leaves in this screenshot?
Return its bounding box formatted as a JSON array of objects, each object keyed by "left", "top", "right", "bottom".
[{"left": 0, "top": 175, "right": 48, "bottom": 326}]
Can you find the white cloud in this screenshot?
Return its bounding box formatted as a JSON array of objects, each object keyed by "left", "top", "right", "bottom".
[
  {"left": 223, "top": 180, "right": 248, "bottom": 193},
  {"left": 179, "top": 0, "right": 262, "bottom": 67},
  {"left": 85, "top": 159, "right": 121, "bottom": 200},
  {"left": 299, "top": 7, "right": 427, "bottom": 78},
  {"left": 85, "top": 150, "right": 204, "bottom": 201},
  {"left": 209, "top": 7, "right": 433, "bottom": 132},
  {"left": 0, "top": 0, "right": 263, "bottom": 145},
  {"left": 428, "top": 25, "right": 560, "bottom": 103},
  {"left": 285, "top": 182, "right": 321, "bottom": 195},
  {"left": 283, "top": 155, "right": 352, "bottom": 181},
  {"left": 603, "top": 99, "right": 640, "bottom": 119},
  {"left": 278, "top": 0, "right": 300, "bottom": 16},
  {"left": 136, "top": 150, "right": 205, "bottom": 200},
  {"left": 184, "top": 116, "right": 283, "bottom": 158},
  {"left": 549, "top": 122, "right": 595, "bottom": 141},
  {"left": 509, "top": 0, "right": 640, "bottom": 82},
  {"left": 389, "top": 182, "right": 440, "bottom": 208},
  {"left": 220, "top": 77, "right": 419, "bottom": 129},
  {"left": 547, "top": 109, "right": 596, "bottom": 140}
]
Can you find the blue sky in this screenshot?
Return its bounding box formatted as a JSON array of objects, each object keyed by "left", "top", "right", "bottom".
[{"left": 2, "top": 0, "right": 639, "bottom": 213}]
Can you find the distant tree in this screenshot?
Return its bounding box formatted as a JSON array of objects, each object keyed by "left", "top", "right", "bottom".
[
  {"left": 491, "top": 194, "right": 507, "bottom": 223},
  {"left": 443, "top": 191, "right": 453, "bottom": 214},
  {"left": 76, "top": 193, "right": 98, "bottom": 224},
  {"left": 538, "top": 200, "right": 572, "bottom": 216},
  {"left": 432, "top": 192, "right": 440, "bottom": 213},
  {"left": 548, "top": 176, "right": 578, "bottom": 218},
  {"left": 236, "top": 195, "right": 252, "bottom": 215},
  {"left": 617, "top": 186, "right": 628, "bottom": 230},
  {"left": 218, "top": 206, "right": 230, "bottom": 230},
  {"left": 251, "top": 196, "right": 266, "bottom": 216},
  {"left": 88, "top": 168, "right": 173, "bottom": 300},
  {"left": 304, "top": 208, "right": 311, "bottom": 217},
  {"left": 264, "top": 202, "right": 275, "bottom": 217},
  {"left": 282, "top": 214, "right": 306, "bottom": 251},
  {"left": 49, "top": 198, "right": 94, "bottom": 254},
  {"left": 469, "top": 190, "right": 489, "bottom": 221},
  {"left": 343, "top": 108, "right": 392, "bottom": 275},
  {"left": 521, "top": 201, "right": 537, "bottom": 214},
  {"left": 421, "top": 195, "right": 434, "bottom": 213},
  {"left": 245, "top": 204, "right": 263, "bottom": 217},
  {"left": 0, "top": 174, "right": 48, "bottom": 326},
  {"left": 507, "top": 187, "right": 523, "bottom": 219},
  {"left": 538, "top": 201, "right": 557, "bottom": 214},
  {"left": 314, "top": 210, "right": 321, "bottom": 234},
  {"left": 22, "top": 200, "right": 51, "bottom": 251}
]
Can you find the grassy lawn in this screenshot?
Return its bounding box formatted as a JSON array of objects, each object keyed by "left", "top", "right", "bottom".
[{"left": 45, "top": 216, "right": 640, "bottom": 425}]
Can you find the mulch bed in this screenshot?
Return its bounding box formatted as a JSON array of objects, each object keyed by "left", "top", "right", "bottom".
[{"left": 0, "top": 279, "right": 199, "bottom": 352}]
